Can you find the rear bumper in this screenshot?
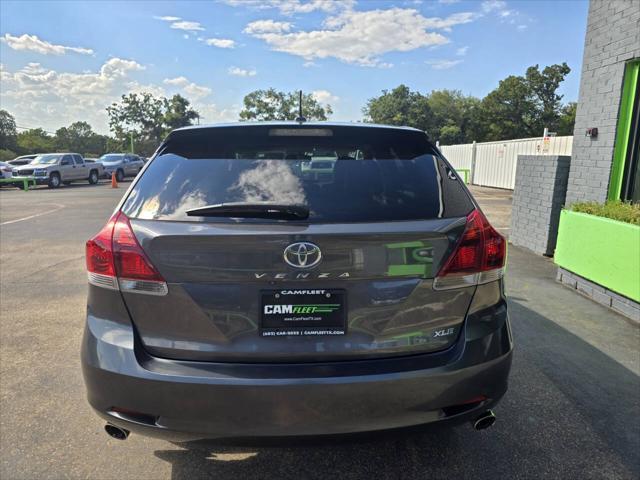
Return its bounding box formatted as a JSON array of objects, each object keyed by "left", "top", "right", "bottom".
[{"left": 81, "top": 314, "right": 512, "bottom": 441}]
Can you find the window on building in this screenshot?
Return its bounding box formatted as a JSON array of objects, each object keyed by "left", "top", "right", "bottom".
[
  {"left": 610, "top": 61, "right": 640, "bottom": 203},
  {"left": 620, "top": 74, "right": 639, "bottom": 202}
]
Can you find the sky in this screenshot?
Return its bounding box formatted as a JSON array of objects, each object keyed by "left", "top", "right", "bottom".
[{"left": 0, "top": 0, "right": 589, "bottom": 135}]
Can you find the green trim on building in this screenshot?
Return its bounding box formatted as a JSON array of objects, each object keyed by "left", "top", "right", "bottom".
[
  {"left": 555, "top": 210, "right": 640, "bottom": 302},
  {"left": 608, "top": 61, "right": 639, "bottom": 200}
]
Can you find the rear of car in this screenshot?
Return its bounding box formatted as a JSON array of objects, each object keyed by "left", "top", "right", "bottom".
[{"left": 82, "top": 123, "right": 512, "bottom": 441}]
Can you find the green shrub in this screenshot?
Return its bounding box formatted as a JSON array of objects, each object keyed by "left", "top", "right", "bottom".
[{"left": 569, "top": 201, "right": 640, "bottom": 225}]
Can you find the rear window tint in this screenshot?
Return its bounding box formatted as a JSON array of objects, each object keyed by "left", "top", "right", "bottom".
[{"left": 122, "top": 126, "right": 473, "bottom": 223}]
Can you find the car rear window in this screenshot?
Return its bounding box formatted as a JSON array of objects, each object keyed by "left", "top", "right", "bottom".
[{"left": 122, "top": 125, "right": 473, "bottom": 223}]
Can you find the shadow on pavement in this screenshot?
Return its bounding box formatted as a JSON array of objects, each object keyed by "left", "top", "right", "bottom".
[{"left": 153, "top": 302, "right": 639, "bottom": 480}]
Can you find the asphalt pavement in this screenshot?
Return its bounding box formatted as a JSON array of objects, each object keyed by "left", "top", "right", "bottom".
[{"left": 0, "top": 182, "right": 638, "bottom": 480}]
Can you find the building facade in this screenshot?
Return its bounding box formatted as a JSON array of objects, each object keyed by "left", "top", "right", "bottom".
[{"left": 565, "top": 0, "right": 640, "bottom": 205}]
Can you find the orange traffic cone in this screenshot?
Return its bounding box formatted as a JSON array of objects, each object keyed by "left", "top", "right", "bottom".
[{"left": 111, "top": 172, "right": 118, "bottom": 188}]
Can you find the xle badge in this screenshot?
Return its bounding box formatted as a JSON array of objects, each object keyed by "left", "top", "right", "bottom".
[{"left": 433, "top": 328, "right": 455, "bottom": 338}]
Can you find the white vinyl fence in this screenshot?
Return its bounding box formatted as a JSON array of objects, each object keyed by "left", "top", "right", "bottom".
[{"left": 440, "top": 136, "right": 573, "bottom": 189}]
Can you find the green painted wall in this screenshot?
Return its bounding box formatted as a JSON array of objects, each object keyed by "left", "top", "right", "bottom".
[{"left": 555, "top": 210, "right": 640, "bottom": 302}]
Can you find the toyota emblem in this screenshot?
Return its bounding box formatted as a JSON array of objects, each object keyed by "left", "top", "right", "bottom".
[{"left": 283, "top": 242, "right": 322, "bottom": 269}]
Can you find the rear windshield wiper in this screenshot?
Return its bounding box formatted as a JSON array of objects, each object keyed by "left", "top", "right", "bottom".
[{"left": 186, "top": 202, "right": 309, "bottom": 220}]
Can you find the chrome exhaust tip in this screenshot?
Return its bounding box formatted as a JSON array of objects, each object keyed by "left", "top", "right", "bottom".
[
  {"left": 105, "top": 423, "right": 130, "bottom": 440},
  {"left": 473, "top": 410, "right": 496, "bottom": 430}
]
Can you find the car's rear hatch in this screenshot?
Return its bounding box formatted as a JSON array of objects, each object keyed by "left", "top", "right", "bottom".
[{"left": 112, "top": 124, "right": 478, "bottom": 362}]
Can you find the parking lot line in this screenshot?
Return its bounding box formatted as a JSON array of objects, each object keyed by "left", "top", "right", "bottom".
[{"left": 0, "top": 203, "right": 65, "bottom": 226}]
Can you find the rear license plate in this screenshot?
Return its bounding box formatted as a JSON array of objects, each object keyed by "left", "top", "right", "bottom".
[{"left": 260, "top": 289, "right": 346, "bottom": 337}]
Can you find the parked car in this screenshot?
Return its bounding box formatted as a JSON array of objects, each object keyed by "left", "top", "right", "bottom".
[
  {"left": 98, "top": 153, "right": 144, "bottom": 181},
  {"left": 83, "top": 122, "right": 512, "bottom": 442},
  {"left": 84, "top": 158, "right": 105, "bottom": 178},
  {"left": 8, "top": 154, "right": 38, "bottom": 166},
  {"left": 12, "top": 153, "right": 101, "bottom": 188},
  {"left": 0, "top": 162, "right": 14, "bottom": 179}
]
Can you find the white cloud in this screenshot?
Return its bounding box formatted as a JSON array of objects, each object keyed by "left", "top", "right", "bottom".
[
  {"left": 517, "top": 24, "right": 528, "bottom": 31},
  {"left": 1, "top": 33, "right": 93, "bottom": 55},
  {"left": 163, "top": 76, "right": 189, "bottom": 86},
  {"left": 438, "top": 0, "right": 460, "bottom": 4},
  {"left": 419, "top": 12, "right": 476, "bottom": 31},
  {"left": 154, "top": 16, "right": 205, "bottom": 32},
  {"left": 205, "top": 38, "right": 236, "bottom": 48},
  {"left": 0, "top": 61, "right": 231, "bottom": 134},
  {"left": 243, "top": 20, "right": 293, "bottom": 34},
  {"left": 426, "top": 59, "right": 462, "bottom": 70},
  {"left": 228, "top": 66, "right": 257, "bottom": 77},
  {"left": 311, "top": 90, "right": 338, "bottom": 104},
  {"left": 183, "top": 83, "right": 212, "bottom": 99},
  {"left": 0, "top": 58, "right": 145, "bottom": 133},
  {"left": 171, "top": 21, "right": 205, "bottom": 32},
  {"left": 480, "top": 0, "right": 519, "bottom": 22},
  {"left": 164, "top": 76, "right": 211, "bottom": 99},
  {"left": 456, "top": 46, "right": 468, "bottom": 56},
  {"left": 153, "top": 15, "right": 181, "bottom": 21},
  {"left": 195, "top": 102, "right": 238, "bottom": 124},
  {"left": 223, "top": 0, "right": 355, "bottom": 16},
  {"left": 481, "top": 0, "right": 507, "bottom": 13},
  {"left": 100, "top": 58, "right": 145, "bottom": 77},
  {"left": 246, "top": 7, "right": 474, "bottom": 66}
]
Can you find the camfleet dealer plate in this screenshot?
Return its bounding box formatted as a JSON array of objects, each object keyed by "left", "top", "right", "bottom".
[{"left": 260, "top": 289, "right": 346, "bottom": 337}]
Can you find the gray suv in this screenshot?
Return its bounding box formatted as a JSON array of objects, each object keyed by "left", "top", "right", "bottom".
[
  {"left": 99, "top": 153, "right": 144, "bottom": 181},
  {"left": 82, "top": 123, "right": 512, "bottom": 442}
]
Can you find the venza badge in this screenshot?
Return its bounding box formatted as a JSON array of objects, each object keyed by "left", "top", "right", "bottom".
[{"left": 284, "top": 242, "right": 322, "bottom": 269}]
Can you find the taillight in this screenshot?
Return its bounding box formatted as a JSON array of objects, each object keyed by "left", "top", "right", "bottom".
[
  {"left": 86, "top": 212, "right": 168, "bottom": 295},
  {"left": 433, "top": 209, "right": 506, "bottom": 290}
]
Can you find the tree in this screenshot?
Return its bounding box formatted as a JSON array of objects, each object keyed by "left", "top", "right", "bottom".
[
  {"left": 0, "top": 109, "right": 18, "bottom": 151},
  {"left": 363, "top": 85, "right": 432, "bottom": 132},
  {"left": 481, "top": 75, "right": 538, "bottom": 140},
  {"left": 164, "top": 94, "right": 200, "bottom": 130},
  {"left": 362, "top": 63, "right": 573, "bottom": 144},
  {"left": 481, "top": 63, "right": 571, "bottom": 141},
  {"left": 439, "top": 125, "right": 464, "bottom": 145},
  {"left": 16, "top": 128, "right": 56, "bottom": 153},
  {"left": 0, "top": 149, "right": 16, "bottom": 161},
  {"left": 107, "top": 92, "right": 200, "bottom": 156},
  {"left": 526, "top": 63, "right": 572, "bottom": 133},
  {"left": 239, "top": 89, "right": 333, "bottom": 121},
  {"left": 426, "top": 90, "right": 484, "bottom": 144},
  {"left": 55, "top": 121, "right": 110, "bottom": 156},
  {"left": 557, "top": 102, "right": 577, "bottom": 136}
]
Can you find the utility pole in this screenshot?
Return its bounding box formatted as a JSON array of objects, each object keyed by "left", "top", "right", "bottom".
[{"left": 130, "top": 132, "right": 134, "bottom": 153}]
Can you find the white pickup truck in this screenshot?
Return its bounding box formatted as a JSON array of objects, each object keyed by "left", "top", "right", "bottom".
[{"left": 11, "top": 153, "right": 102, "bottom": 188}]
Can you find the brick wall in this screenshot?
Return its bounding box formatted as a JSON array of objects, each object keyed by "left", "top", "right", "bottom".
[
  {"left": 510, "top": 155, "right": 571, "bottom": 255},
  {"left": 557, "top": 268, "right": 640, "bottom": 323},
  {"left": 565, "top": 0, "right": 640, "bottom": 205}
]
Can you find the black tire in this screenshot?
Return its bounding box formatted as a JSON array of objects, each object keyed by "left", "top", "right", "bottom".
[
  {"left": 48, "top": 172, "right": 61, "bottom": 188},
  {"left": 88, "top": 170, "right": 99, "bottom": 185},
  {"left": 116, "top": 169, "right": 125, "bottom": 182}
]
